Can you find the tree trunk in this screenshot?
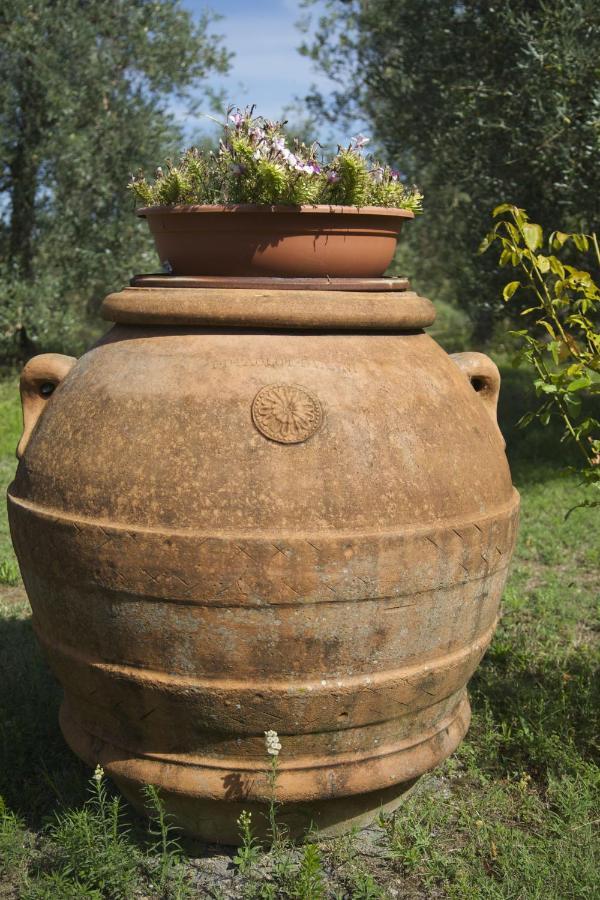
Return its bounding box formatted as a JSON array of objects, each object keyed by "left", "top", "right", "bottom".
[
  {"left": 8, "top": 70, "right": 46, "bottom": 280},
  {"left": 7, "top": 76, "right": 46, "bottom": 359},
  {"left": 9, "top": 136, "right": 39, "bottom": 280}
]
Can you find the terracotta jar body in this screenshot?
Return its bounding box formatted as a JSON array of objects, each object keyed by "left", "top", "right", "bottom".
[{"left": 8, "top": 280, "right": 519, "bottom": 843}]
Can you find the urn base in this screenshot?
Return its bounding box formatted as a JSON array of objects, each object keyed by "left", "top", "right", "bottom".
[{"left": 59, "top": 695, "right": 471, "bottom": 844}]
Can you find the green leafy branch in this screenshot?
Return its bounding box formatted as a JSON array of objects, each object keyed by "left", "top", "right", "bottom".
[{"left": 480, "top": 204, "right": 600, "bottom": 506}]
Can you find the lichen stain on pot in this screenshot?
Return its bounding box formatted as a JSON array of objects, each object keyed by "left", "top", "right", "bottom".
[{"left": 8, "top": 276, "right": 519, "bottom": 844}]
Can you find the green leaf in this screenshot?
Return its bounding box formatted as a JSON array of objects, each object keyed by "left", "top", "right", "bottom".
[
  {"left": 550, "top": 231, "right": 569, "bottom": 250},
  {"left": 572, "top": 233, "right": 590, "bottom": 253},
  {"left": 478, "top": 232, "right": 495, "bottom": 254},
  {"left": 549, "top": 256, "right": 566, "bottom": 278},
  {"left": 537, "top": 319, "right": 556, "bottom": 338},
  {"left": 536, "top": 254, "right": 550, "bottom": 273},
  {"left": 567, "top": 376, "right": 592, "bottom": 392},
  {"left": 523, "top": 223, "right": 543, "bottom": 252},
  {"left": 502, "top": 281, "right": 520, "bottom": 301},
  {"left": 563, "top": 393, "right": 582, "bottom": 412},
  {"left": 493, "top": 203, "right": 515, "bottom": 217},
  {"left": 549, "top": 341, "right": 561, "bottom": 365},
  {"left": 516, "top": 412, "right": 535, "bottom": 428}
]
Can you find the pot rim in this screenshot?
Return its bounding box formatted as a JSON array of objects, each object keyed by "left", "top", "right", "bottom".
[{"left": 136, "top": 204, "right": 415, "bottom": 219}]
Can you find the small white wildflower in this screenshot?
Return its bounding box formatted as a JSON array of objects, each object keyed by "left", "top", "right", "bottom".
[
  {"left": 94, "top": 764, "right": 104, "bottom": 783},
  {"left": 264, "top": 729, "right": 282, "bottom": 757}
]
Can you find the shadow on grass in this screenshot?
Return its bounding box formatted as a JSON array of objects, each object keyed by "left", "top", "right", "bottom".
[
  {"left": 467, "top": 632, "right": 599, "bottom": 779},
  {"left": 0, "top": 609, "right": 89, "bottom": 827},
  {"left": 0, "top": 609, "right": 220, "bottom": 854}
]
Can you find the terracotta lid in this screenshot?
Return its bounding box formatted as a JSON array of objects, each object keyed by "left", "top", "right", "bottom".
[
  {"left": 103, "top": 277, "right": 435, "bottom": 332},
  {"left": 130, "top": 275, "right": 411, "bottom": 291}
]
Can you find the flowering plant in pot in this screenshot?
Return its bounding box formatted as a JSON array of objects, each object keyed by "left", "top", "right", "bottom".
[{"left": 128, "top": 106, "right": 422, "bottom": 277}]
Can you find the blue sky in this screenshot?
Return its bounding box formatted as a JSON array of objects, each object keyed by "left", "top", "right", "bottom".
[{"left": 179, "top": 0, "right": 361, "bottom": 143}]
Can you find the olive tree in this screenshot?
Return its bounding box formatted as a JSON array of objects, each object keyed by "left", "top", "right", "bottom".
[
  {"left": 0, "top": 0, "right": 230, "bottom": 357},
  {"left": 300, "top": 0, "right": 600, "bottom": 340}
]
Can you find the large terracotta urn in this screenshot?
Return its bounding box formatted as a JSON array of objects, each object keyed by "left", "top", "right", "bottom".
[{"left": 8, "top": 274, "right": 519, "bottom": 843}]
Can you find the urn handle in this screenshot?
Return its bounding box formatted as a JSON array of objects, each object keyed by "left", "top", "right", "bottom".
[
  {"left": 450, "top": 351, "right": 504, "bottom": 445},
  {"left": 17, "top": 353, "right": 77, "bottom": 459}
]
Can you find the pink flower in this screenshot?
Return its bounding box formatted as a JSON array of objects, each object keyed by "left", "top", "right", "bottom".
[{"left": 228, "top": 112, "right": 244, "bottom": 127}]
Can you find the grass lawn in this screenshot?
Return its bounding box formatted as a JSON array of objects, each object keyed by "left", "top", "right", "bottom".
[{"left": 0, "top": 366, "right": 598, "bottom": 899}]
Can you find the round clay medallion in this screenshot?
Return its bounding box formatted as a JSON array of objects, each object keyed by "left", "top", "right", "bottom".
[{"left": 252, "top": 384, "right": 323, "bottom": 444}]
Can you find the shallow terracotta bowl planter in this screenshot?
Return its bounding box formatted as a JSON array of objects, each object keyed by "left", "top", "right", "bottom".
[{"left": 138, "top": 204, "right": 414, "bottom": 277}]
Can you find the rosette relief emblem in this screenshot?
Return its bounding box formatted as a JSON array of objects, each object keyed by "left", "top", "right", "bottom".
[{"left": 251, "top": 384, "right": 323, "bottom": 444}]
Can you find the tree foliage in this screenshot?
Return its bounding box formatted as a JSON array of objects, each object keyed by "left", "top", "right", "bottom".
[
  {"left": 482, "top": 205, "right": 599, "bottom": 505},
  {"left": 0, "top": 0, "right": 230, "bottom": 358},
  {"left": 300, "top": 0, "right": 600, "bottom": 339}
]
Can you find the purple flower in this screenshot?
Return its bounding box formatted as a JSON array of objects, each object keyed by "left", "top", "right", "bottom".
[
  {"left": 279, "top": 147, "right": 305, "bottom": 170},
  {"left": 351, "top": 133, "right": 370, "bottom": 149},
  {"left": 228, "top": 112, "right": 243, "bottom": 127},
  {"left": 273, "top": 137, "right": 286, "bottom": 153},
  {"left": 327, "top": 170, "right": 340, "bottom": 183},
  {"left": 390, "top": 169, "right": 400, "bottom": 182}
]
